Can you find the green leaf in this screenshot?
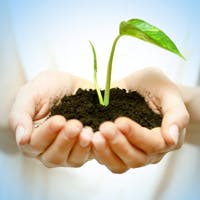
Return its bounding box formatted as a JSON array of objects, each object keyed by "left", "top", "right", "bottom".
[{"left": 120, "top": 19, "right": 184, "bottom": 59}]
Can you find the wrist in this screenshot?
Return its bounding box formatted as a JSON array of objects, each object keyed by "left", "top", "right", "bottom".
[{"left": 179, "top": 85, "right": 200, "bottom": 123}]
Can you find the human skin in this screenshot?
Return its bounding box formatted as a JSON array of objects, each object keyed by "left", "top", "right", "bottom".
[
  {"left": 9, "top": 68, "right": 192, "bottom": 171},
  {"left": 92, "top": 68, "right": 190, "bottom": 173},
  {"left": 9, "top": 70, "right": 94, "bottom": 167}
]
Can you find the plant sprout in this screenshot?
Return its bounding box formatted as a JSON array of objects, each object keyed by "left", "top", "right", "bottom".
[{"left": 89, "top": 18, "right": 184, "bottom": 106}]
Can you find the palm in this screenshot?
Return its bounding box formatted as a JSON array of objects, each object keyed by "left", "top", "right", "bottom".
[
  {"left": 10, "top": 70, "right": 94, "bottom": 167},
  {"left": 92, "top": 68, "right": 189, "bottom": 173},
  {"left": 26, "top": 70, "right": 92, "bottom": 121}
]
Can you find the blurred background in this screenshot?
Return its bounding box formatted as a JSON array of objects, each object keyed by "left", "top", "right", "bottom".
[{"left": 1, "top": 0, "right": 200, "bottom": 83}]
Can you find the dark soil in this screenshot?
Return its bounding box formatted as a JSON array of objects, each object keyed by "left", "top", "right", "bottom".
[{"left": 50, "top": 88, "right": 162, "bottom": 132}]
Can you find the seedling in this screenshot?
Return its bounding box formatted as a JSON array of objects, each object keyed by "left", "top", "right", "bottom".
[{"left": 89, "top": 18, "right": 184, "bottom": 106}]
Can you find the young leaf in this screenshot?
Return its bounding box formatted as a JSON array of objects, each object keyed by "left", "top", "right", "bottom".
[
  {"left": 89, "top": 41, "right": 104, "bottom": 105},
  {"left": 120, "top": 19, "right": 184, "bottom": 59},
  {"left": 91, "top": 18, "right": 185, "bottom": 107}
]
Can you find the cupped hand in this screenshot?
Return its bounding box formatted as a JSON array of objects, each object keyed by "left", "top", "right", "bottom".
[
  {"left": 9, "top": 70, "right": 93, "bottom": 167},
  {"left": 92, "top": 67, "right": 189, "bottom": 173}
]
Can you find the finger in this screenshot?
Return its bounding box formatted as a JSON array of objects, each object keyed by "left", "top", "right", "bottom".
[
  {"left": 92, "top": 132, "right": 128, "bottom": 174},
  {"left": 39, "top": 119, "right": 82, "bottom": 167},
  {"left": 161, "top": 90, "right": 189, "bottom": 145},
  {"left": 11, "top": 113, "right": 33, "bottom": 146},
  {"left": 150, "top": 153, "right": 165, "bottom": 164},
  {"left": 100, "top": 122, "right": 149, "bottom": 168},
  {"left": 115, "top": 117, "right": 168, "bottom": 154},
  {"left": 9, "top": 85, "right": 36, "bottom": 145},
  {"left": 67, "top": 127, "right": 93, "bottom": 167},
  {"left": 27, "top": 115, "right": 66, "bottom": 155}
]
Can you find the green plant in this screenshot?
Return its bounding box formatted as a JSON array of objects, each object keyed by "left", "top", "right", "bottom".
[{"left": 89, "top": 18, "right": 184, "bottom": 106}]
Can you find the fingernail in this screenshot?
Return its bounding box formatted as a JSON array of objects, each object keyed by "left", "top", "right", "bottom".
[
  {"left": 79, "top": 128, "right": 92, "bottom": 147},
  {"left": 168, "top": 125, "right": 179, "bottom": 144},
  {"left": 16, "top": 126, "right": 25, "bottom": 145}
]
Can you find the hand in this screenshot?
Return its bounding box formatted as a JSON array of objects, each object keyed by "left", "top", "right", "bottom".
[
  {"left": 9, "top": 70, "right": 93, "bottom": 167},
  {"left": 92, "top": 67, "right": 189, "bottom": 173}
]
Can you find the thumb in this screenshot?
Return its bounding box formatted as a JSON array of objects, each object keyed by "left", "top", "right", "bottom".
[
  {"left": 161, "top": 94, "right": 189, "bottom": 146},
  {"left": 9, "top": 111, "right": 33, "bottom": 146},
  {"left": 9, "top": 86, "right": 35, "bottom": 146}
]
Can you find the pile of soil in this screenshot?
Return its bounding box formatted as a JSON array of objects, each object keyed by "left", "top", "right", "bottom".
[{"left": 50, "top": 88, "right": 162, "bottom": 131}]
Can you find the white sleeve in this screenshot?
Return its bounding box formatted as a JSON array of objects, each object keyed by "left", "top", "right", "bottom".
[{"left": 0, "top": 2, "right": 26, "bottom": 128}]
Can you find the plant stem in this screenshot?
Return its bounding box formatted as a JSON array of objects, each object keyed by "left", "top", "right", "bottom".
[
  {"left": 94, "top": 67, "right": 104, "bottom": 106},
  {"left": 104, "top": 34, "right": 122, "bottom": 106},
  {"left": 89, "top": 41, "right": 104, "bottom": 105}
]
